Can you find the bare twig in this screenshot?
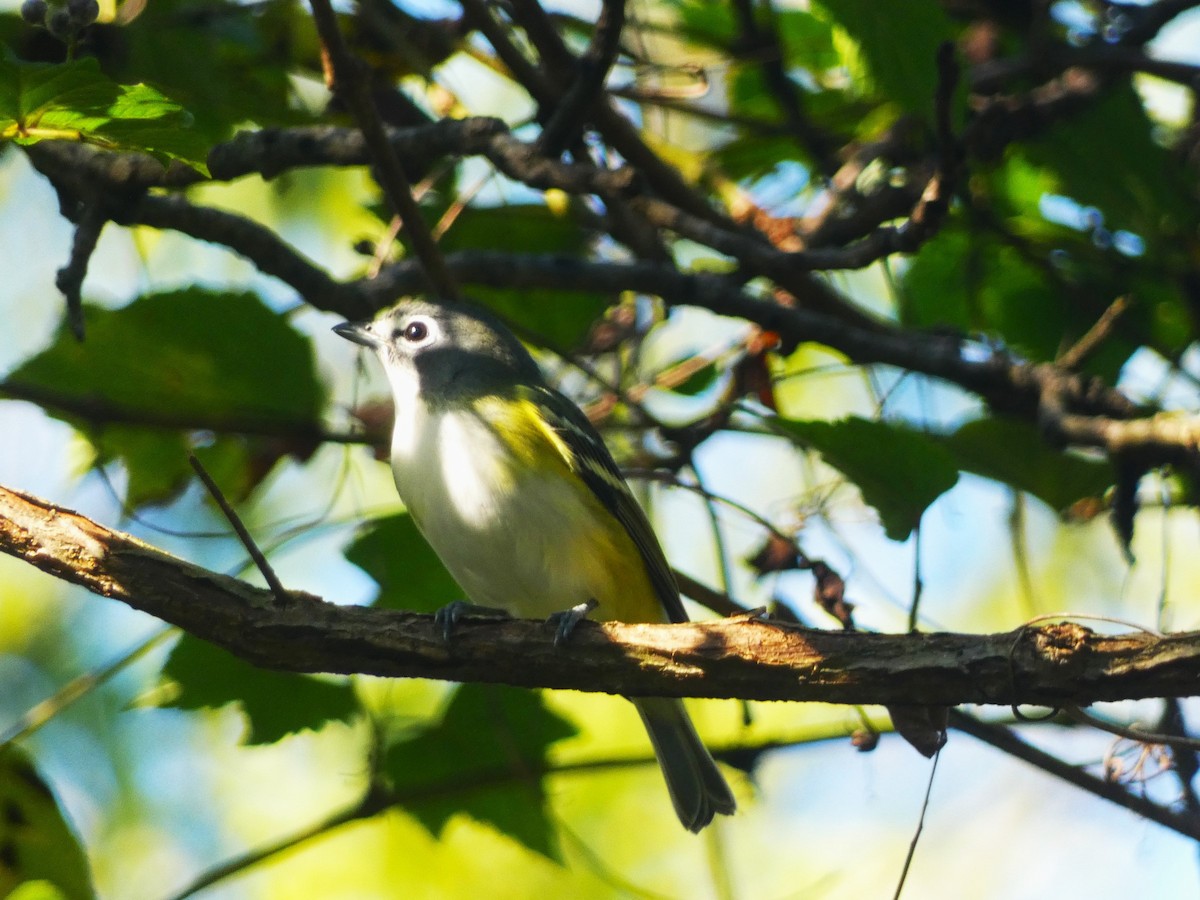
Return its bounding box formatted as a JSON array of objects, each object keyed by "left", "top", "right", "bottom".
[
  {"left": 892, "top": 751, "right": 940, "bottom": 900},
  {"left": 1064, "top": 703, "right": 1200, "bottom": 752},
  {"left": 1057, "top": 295, "right": 1133, "bottom": 370},
  {"left": 536, "top": 0, "right": 627, "bottom": 155},
  {"left": 0, "top": 627, "right": 174, "bottom": 748},
  {"left": 187, "top": 454, "right": 291, "bottom": 606},
  {"left": 164, "top": 789, "right": 388, "bottom": 900},
  {"left": 972, "top": 43, "right": 1200, "bottom": 94},
  {"left": 54, "top": 202, "right": 107, "bottom": 340},
  {"left": 949, "top": 709, "right": 1200, "bottom": 841},
  {"left": 0, "top": 379, "right": 380, "bottom": 448},
  {"left": 129, "top": 193, "right": 366, "bottom": 316},
  {"left": 308, "top": 0, "right": 459, "bottom": 301}
]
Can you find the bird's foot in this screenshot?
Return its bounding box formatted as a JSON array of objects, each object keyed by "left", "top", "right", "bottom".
[
  {"left": 546, "top": 599, "right": 598, "bottom": 647},
  {"left": 433, "top": 601, "right": 511, "bottom": 641}
]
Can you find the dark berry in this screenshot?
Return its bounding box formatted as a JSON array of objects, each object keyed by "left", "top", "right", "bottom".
[
  {"left": 46, "top": 7, "right": 73, "bottom": 39},
  {"left": 19, "top": 0, "right": 47, "bottom": 26},
  {"left": 67, "top": 0, "right": 99, "bottom": 26}
]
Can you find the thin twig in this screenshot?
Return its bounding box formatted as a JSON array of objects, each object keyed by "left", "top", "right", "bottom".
[
  {"left": 537, "top": 0, "right": 628, "bottom": 155},
  {"left": 1064, "top": 704, "right": 1200, "bottom": 752},
  {"left": 907, "top": 522, "right": 924, "bottom": 633},
  {"left": 0, "top": 627, "right": 175, "bottom": 748},
  {"left": 0, "top": 379, "right": 382, "bottom": 448},
  {"left": 307, "top": 0, "right": 459, "bottom": 301},
  {"left": 1160, "top": 699, "right": 1200, "bottom": 820},
  {"left": 689, "top": 458, "right": 736, "bottom": 598},
  {"left": 949, "top": 709, "right": 1200, "bottom": 841},
  {"left": 1057, "top": 295, "right": 1132, "bottom": 370},
  {"left": 130, "top": 193, "right": 366, "bottom": 316},
  {"left": 187, "top": 453, "right": 291, "bottom": 606},
  {"left": 164, "top": 791, "right": 385, "bottom": 900},
  {"left": 671, "top": 568, "right": 749, "bottom": 619},
  {"left": 54, "top": 202, "right": 107, "bottom": 340},
  {"left": 892, "top": 750, "right": 940, "bottom": 900}
]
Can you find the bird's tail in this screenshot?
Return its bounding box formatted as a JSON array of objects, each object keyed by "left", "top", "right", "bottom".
[{"left": 634, "top": 696, "right": 736, "bottom": 832}]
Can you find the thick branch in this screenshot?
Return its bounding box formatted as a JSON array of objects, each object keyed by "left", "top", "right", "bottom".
[{"left": 2, "top": 484, "right": 1199, "bottom": 707}]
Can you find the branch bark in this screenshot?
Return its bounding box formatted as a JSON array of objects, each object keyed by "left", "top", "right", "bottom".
[{"left": 2, "top": 483, "right": 1198, "bottom": 707}]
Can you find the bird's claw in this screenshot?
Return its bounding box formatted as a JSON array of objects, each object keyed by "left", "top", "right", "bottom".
[
  {"left": 433, "top": 601, "right": 510, "bottom": 641},
  {"left": 546, "top": 599, "right": 598, "bottom": 647}
]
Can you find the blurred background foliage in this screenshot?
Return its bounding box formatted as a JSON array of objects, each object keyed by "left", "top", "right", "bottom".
[{"left": 1, "top": 0, "right": 1200, "bottom": 897}]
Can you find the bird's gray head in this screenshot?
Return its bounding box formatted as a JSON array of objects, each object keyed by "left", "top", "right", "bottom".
[{"left": 333, "top": 298, "right": 543, "bottom": 401}]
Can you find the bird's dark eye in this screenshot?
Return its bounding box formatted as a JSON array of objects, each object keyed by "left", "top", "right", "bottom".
[{"left": 400, "top": 320, "right": 428, "bottom": 342}]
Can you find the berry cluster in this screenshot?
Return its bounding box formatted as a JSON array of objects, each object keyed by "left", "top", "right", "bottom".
[{"left": 20, "top": 0, "right": 100, "bottom": 41}]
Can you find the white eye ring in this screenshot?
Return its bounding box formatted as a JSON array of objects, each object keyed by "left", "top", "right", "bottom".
[{"left": 393, "top": 316, "right": 436, "bottom": 345}]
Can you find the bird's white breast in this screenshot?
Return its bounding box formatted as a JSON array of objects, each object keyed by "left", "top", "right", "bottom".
[{"left": 389, "top": 399, "right": 612, "bottom": 619}]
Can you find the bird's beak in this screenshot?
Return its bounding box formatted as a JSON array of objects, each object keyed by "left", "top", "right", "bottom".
[{"left": 333, "top": 320, "right": 380, "bottom": 349}]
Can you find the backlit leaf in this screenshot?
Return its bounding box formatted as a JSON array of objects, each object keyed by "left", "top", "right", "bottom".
[
  {"left": 943, "top": 417, "right": 1114, "bottom": 513},
  {"left": 161, "top": 635, "right": 360, "bottom": 745},
  {"left": 383, "top": 685, "right": 576, "bottom": 861},
  {"left": 0, "top": 57, "right": 207, "bottom": 171},
  {"left": 0, "top": 746, "right": 93, "bottom": 900},
  {"left": 345, "top": 514, "right": 462, "bottom": 613},
  {"left": 778, "top": 416, "right": 959, "bottom": 539}
]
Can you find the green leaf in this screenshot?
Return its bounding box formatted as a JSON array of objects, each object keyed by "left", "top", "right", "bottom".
[
  {"left": 90, "top": 0, "right": 306, "bottom": 140},
  {"left": 778, "top": 416, "right": 959, "bottom": 539},
  {"left": 95, "top": 426, "right": 191, "bottom": 508},
  {"left": 1023, "top": 84, "right": 1195, "bottom": 241},
  {"left": 8, "top": 290, "right": 324, "bottom": 505},
  {"left": 942, "top": 417, "right": 1114, "bottom": 513},
  {"left": 815, "top": 0, "right": 956, "bottom": 115},
  {"left": 84, "top": 429, "right": 261, "bottom": 508},
  {"left": 161, "top": 635, "right": 360, "bottom": 745},
  {"left": 383, "top": 685, "right": 577, "bottom": 861},
  {"left": 438, "top": 204, "right": 593, "bottom": 257},
  {"left": 13, "top": 290, "right": 322, "bottom": 426},
  {"left": 344, "top": 514, "right": 461, "bottom": 613},
  {"left": 472, "top": 287, "right": 613, "bottom": 352},
  {"left": 901, "top": 227, "right": 1067, "bottom": 360},
  {"left": 0, "top": 745, "right": 94, "bottom": 900},
  {"left": 0, "top": 57, "right": 208, "bottom": 172}
]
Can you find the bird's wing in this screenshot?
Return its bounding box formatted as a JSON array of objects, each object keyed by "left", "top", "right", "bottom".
[{"left": 525, "top": 384, "right": 689, "bottom": 624}]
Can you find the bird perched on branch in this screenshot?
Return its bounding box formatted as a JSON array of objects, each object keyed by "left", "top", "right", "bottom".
[{"left": 335, "top": 297, "right": 736, "bottom": 831}]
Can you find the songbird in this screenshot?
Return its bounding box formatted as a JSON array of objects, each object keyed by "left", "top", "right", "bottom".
[{"left": 335, "top": 298, "right": 735, "bottom": 831}]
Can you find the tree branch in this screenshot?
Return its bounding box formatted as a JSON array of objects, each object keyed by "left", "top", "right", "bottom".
[
  {"left": 535, "top": 0, "right": 626, "bottom": 156},
  {"left": 949, "top": 710, "right": 1200, "bottom": 841},
  {"left": 2, "top": 483, "right": 1199, "bottom": 707},
  {"left": 25, "top": 137, "right": 1200, "bottom": 474},
  {"left": 308, "top": 0, "right": 459, "bottom": 300},
  {"left": 730, "top": 0, "right": 839, "bottom": 173}
]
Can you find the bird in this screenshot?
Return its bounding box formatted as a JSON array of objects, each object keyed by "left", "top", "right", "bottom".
[{"left": 334, "top": 297, "right": 736, "bottom": 831}]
